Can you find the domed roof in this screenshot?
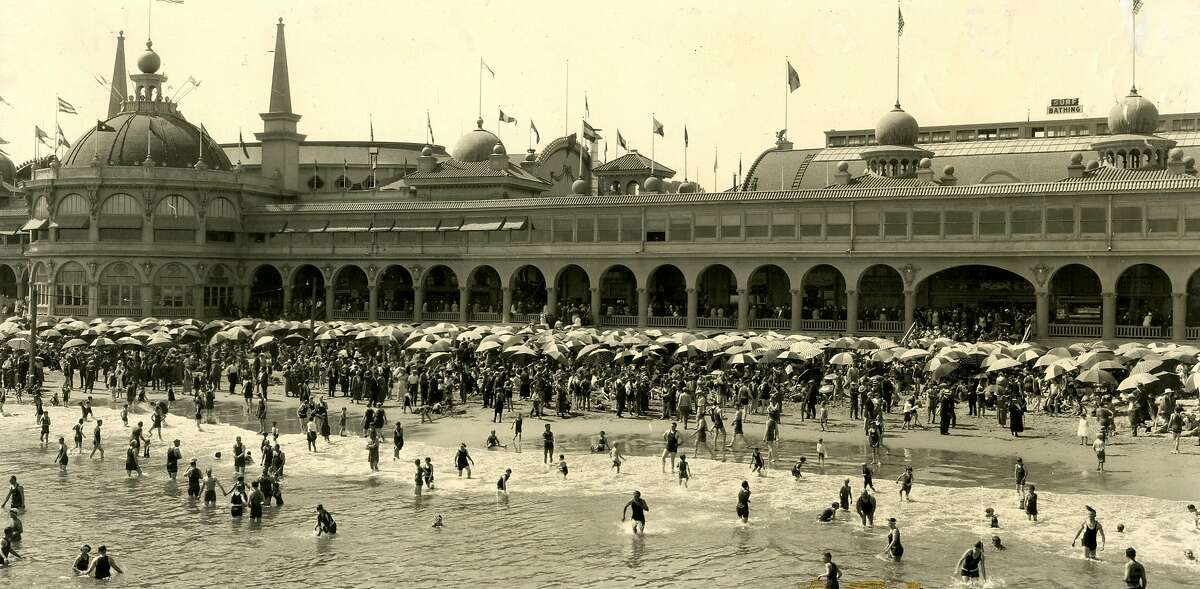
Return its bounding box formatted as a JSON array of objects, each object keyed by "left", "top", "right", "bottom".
[
  {"left": 0, "top": 152, "right": 15, "bottom": 184},
  {"left": 875, "top": 103, "right": 919, "bottom": 147},
  {"left": 1108, "top": 89, "right": 1159, "bottom": 135},
  {"left": 677, "top": 181, "right": 697, "bottom": 193},
  {"left": 61, "top": 111, "right": 232, "bottom": 170},
  {"left": 452, "top": 119, "right": 504, "bottom": 163},
  {"left": 644, "top": 176, "right": 663, "bottom": 193}
]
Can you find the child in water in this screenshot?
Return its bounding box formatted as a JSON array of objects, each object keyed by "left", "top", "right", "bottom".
[
  {"left": 816, "top": 439, "right": 827, "bottom": 466},
  {"left": 818, "top": 502, "right": 838, "bottom": 522},
  {"left": 610, "top": 443, "right": 624, "bottom": 474},
  {"left": 986, "top": 508, "right": 1000, "bottom": 528},
  {"left": 557, "top": 455, "right": 568, "bottom": 479},
  {"left": 677, "top": 455, "right": 690, "bottom": 488},
  {"left": 791, "top": 456, "right": 807, "bottom": 479},
  {"left": 991, "top": 535, "right": 1006, "bottom": 551},
  {"left": 432, "top": 515, "right": 443, "bottom": 528},
  {"left": 750, "top": 448, "right": 765, "bottom": 476}
]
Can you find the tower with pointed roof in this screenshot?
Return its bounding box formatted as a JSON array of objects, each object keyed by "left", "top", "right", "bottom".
[
  {"left": 108, "top": 31, "right": 128, "bottom": 119},
  {"left": 256, "top": 18, "right": 305, "bottom": 191}
]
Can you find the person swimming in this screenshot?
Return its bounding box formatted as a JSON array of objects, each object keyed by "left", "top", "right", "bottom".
[
  {"left": 791, "top": 456, "right": 806, "bottom": 479},
  {"left": 432, "top": 515, "right": 444, "bottom": 528},
  {"left": 986, "top": 507, "right": 1000, "bottom": 528},
  {"left": 991, "top": 535, "right": 1006, "bottom": 551},
  {"left": 818, "top": 503, "right": 838, "bottom": 522}
]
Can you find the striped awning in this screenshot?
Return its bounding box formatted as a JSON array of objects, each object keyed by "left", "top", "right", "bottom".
[
  {"left": 500, "top": 217, "right": 528, "bottom": 230},
  {"left": 392, "top": 219, "right": 439, "bottom": 232},
  {"left": 460, "top": 219, "right": 503, "bottom": 231},
  {"left": 53, "top": 215, "right": 90, "bottom": 229},
  {"left": 437, "top": 218, "right": 463, "bottom": 231}
]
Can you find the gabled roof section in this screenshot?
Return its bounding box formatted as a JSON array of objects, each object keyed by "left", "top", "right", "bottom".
[
  {"left": 593, "top": 151, "right": 675, "bottom": 176},
  {"left": 1058, "top": 165, "right": 1192, "bottom": 183},
  {"left": 403, "top": 159, "right": 550, "bottom": 185},
  {"left": 824, "top": 174, "right": 939, "bottom": 189}
]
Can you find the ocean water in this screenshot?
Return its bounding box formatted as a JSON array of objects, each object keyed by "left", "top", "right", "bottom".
[{"left": 0, "top": 405, "right": 1196, "bottom": 589}]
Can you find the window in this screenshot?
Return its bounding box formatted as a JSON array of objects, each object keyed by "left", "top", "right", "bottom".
[
  {"left": 1173, "top": 119, "right": 1197, "bottom": 132},
  {"left": 553, "top": 217, "right": 574, "bottom": 242},
  {"left": 944, "top": 211, "right": 973, "bottom": 236},
  {"left": 917, "top": 133, "right": 930, "bottom": 144},
  {"left": 998, "top": 127, "right": 1020, "bottom": 139},
  {"left": 1112, "top": 206, "right": 1143, "bottom": 234},
  {"left": 826, "top": 211, "right": 849, "bottom": 237},
  {"left": 1147, "top": 204, "right": 1178, "bottom": 235},
  {"left": 206, "top": 230, "right": 236, "bottom": 243},
  {"left": 1080, "top": 207, "right": 1107, "bottom": 234},
  {"left": 1032, "top": 127, "right": 1046, "bottom": 138},
  {"left": 720, "top": 213, "right": 742, "bottom": 239},
  {"left": 335, "top": 175, "right": 351, "bottom": 189},
  {"left": 978, "top": 128, "right": 998, "bottom": 140},
  {"left": 956, "top": 130, "right": 974, "bottom": 142},
  {"left": 597, "top": 216, "right": 619, "bottom": 241},
  {"left": 771, "top": 212, "right": 795, "bottom": 239},
  {"left": 529, "top": 217, "right": 550, "bottom": 242},
  {"left": 575, "top": 217, "right": 595, "bottom": 242},
  {"left": 799, "top": 212, "right": 822, "bottom": 237},
  {"left": 694, "top": 214, "right": 717, "bottom": 239},
  {"left": 979, "top": 210, "right": 1006, "bottom": 236},
  {"left": 1011, "top": 209, "right": 1042, "bottom": 235},
  {"left": 1186, "top": 204, "right": 1200, "bottom": 233},
  {"left": 204, "top": 266, "right": 233, "bottom": 309},
  {"left": 745, "top": 211, "right": 768, "bottom": 239},
  {"left": 931, "top": 131, "right": 951, "bottom": 143},
  {"left": 912, "top": 211, "right": 941, "bottom": 237},
  {"left": 154, "top": 264, "right": 191, "bottom": 308},
  {"left": 100, "top": 263, "right": 139, "bottom": 307},
  {"left": 1047, "top": 126, "right": 1068, "bottom": 138},
  {"left": 883, "top": 213, "right": 908, "bottom": 239},
  {"left": 853, "top": 210, "right": 879, "bottom": 238},
  {"left": 847, "top": 135, "right": 866, "bottom": 146},
  {"left": 55, "top": 265, "right": 88, "bottom": 307},
  {"left": 669, "top": 215, "right": 691, "bottom": 241},
  {"left": 828, "top": 136, "right": 847, "bottom": 147},
  {"left": 620, "top": 216, "right": 641, "bottom": 242},
  {"left": 1095, "top": 123, "right": 1109, "bottom": 135},
  {"left": 1045, "top": 207, "right": 1075, "bottom": 234},
  {"left": 307, "top": 176, "right": 325, "bottom": 190},
  {"left": 645, "top": 215, "right": 666, "bottom": 242}
]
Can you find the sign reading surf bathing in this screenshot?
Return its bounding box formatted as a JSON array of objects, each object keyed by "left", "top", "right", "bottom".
[{"left": 1047, "top": 98, "right": 1081, "bottom": 114}]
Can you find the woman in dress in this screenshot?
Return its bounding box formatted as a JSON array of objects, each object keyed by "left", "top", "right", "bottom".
[{"left": 124, "top": 440, "right": 141, "bottom": 477}]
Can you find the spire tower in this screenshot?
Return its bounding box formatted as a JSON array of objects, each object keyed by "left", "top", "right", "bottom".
[
  {"left": 256, "top": 18, "right": 305, "bottom": 191},
  {"left": 108, "top": 31, "right": 128, "bottom": 118}
]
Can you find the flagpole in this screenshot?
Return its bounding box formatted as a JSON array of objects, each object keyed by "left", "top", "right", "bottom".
[
  {"left": 650, "top": 113, "right": 656, "bottom": 178},
  {"left": 896, "top": 0, "right": 901, "bottom": 106},
  {"left": 1131, "top": 3, "right": 1137, "bottom": 90},
  {"left": 478, "top": 58, "right": 483, "bottom": 121},
  {"left": 784, "top": 57, "right": 789, "bottom": 143},
  {"left": 54, "top": 97, "right": 59, "bottom": 159},
  {"left": 564, "top": 60, "right": 569, "bottom": 136},
  {"left": 683, "top": 127, "right": 688, "bottom": 182}
]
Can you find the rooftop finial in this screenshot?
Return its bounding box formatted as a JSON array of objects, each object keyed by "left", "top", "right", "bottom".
[
  {"left": 476, "top": 117, "right": 484, "bottom": 130},
  {"left": 108, "top": 30, "right": 129, "bottom": 117},
  {"left": 267, "top": 17, "right": 293, "bottom": 113}
]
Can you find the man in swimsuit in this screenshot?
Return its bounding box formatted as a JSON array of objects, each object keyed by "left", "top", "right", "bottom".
[
  {"left": 248, "top": 481, "right": 265, "bottom": 522},
  {"left": 855, "top": 488, "right": 876, "bottom": 527},
  {"left": 496, "top": 468, "right": 512, "bottom": 494},
  {"left": 862, "top": 464, "right": 876, "bottom": 491},
  {"left": 818, "top": 552, "right": 841, "bottom": 589},
  {"left": 72, "top": 418, "right": 85, "bottom": 454},
  {"left": 393, "top": 422, "right": 405, "bottom": 459},
  {"left": 185, "top": 459, "right": 202, "bottom": 499},
  {"left": 511, "top": 413, "right": 523, "bottom": 453},
  {"left": 896, "top": 466, "right": 914, "bottom": 502},
  {"left": 736, "top": 480, "right": 751, "bottom": 523},
  {"left": 2, "top": 477, "right": 24, "bottom": 510},
  {"left": 763, "top": 415, "right": 780, "bottom": 463},
  {"left": 90, "top": 420, "right": 104, "bottom": 459},
  {"left": 542, "top": 424, "right": 554, "bottom": 464},
  {"left": 455, "top": 443, "right": 475, "bottom": 478},
  {"left": 1071, "top": 505, "right": 1105, "bottom": 560},
  {"left": 1014, "top": 457, "right": 1027, "bottom": 500},
  {"left": 1123, "top": 547, "right": 1147, "bottom": 588},
  {"left": 201, "top": 469, "right": 226, "bottom": 507},
  {"left": 956, "top": 540, "right": 987, "bottom": 582},
  {"left": 83, "top": 545, "right": 123, "bottom": 579},
  {"left": 662, "top": 422, "right": 681, "bottom": 473},
  {"left": 839, "top": 478, "right": 852, "bottom": 511},
  {"left": 621, "top": 490, "right": 649, "bottom": 535},
  {"left": 315, "top": 504, "right": 337, "bottom": 535},
  {"left": 166, "top": 439, "right": 182, "bottom": 480}
]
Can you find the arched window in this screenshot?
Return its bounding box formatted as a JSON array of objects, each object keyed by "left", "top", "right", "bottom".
[
  {"left": 205, "top": 197, "right": 239, "bottom": 243},
  {"left": 308, "top": 175, "right": 325, "bottom": 190},
  {"left": 100, "top": 262, "right": 140, "bottom": 308},
  {"left": 54, "top": 194, "right": 91, "bottom": 242},
  {"left": 32, "top": 263, "right": 51, "bottom": 309},
  {"left": 97, "top": 194, "right": 143, "bottom": 241},
  {"left": 335, "top": 175, "right": 351, "bottom": 189},
  {"left": 154, "top": 263, "right": 192, "bottom": 308},
  {"left": 204, "top": 264, "right": 235, "bottom": 311},
  {"left": 154, "top": 195, "right": 198, "bottom": 242},
  {"left": 55, "top": 262, "right": 88, "bottom": 309}
]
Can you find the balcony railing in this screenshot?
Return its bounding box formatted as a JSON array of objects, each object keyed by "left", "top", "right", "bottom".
[
  {"left": 648, "top": 316, "right": 686, "bottom": 328},
  {"left": 510, "top": 313, "right": 540, "bottom": 324},
  {"left": 98, "top": 306, "right": 141, "bottom": 318},
  {"left": 152, "top": 306, "right": 194, "bottom": 318},
  {"left": 55, "top": 305, "right": 88, "bottom": 318},
  {"left": 603, "top": 315, "right": 637, "bottom": 326},
  {"left": 425, "top": 311, "right": 458, "bottom": 322},
  {"left": 331, "top": 310, "right": 368, "bottom": 321},
  {"left": 697, "top": 317, "right": 735, "bottom": 329},
  {"left": 859, "top": 320, "right": 903, "bottom": 334},
  {"left": 376, "top": 310, "right": 414, "bottom": 322},
  {"left": 1187, "top": 326, "right": 1200, "bottom": 340},
  {"left": 798, "top": 319, "right": 846, "bottom": 332},
  {"left": 1115, "top": 325, "right": 1170, "bottom": 339},
  {"left": 750, "top": 318, "right": 791, "bottom": 331},
  {"left": 1048, "top": 323, "right": 1101, "bottom": 338},
  {"left": 470, "top": 312, "right": 501, "bottom": 323}
]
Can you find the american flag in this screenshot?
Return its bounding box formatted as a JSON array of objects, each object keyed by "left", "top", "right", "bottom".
[
  {"left": 898, "top": 7, "right": 905, "bottom": 36},
  {"left": 1132, "top": 0, "right": 1143, "bottom": 15}
]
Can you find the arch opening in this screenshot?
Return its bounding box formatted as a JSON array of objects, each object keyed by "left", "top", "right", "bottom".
[
  {"left": 648, "top": 265, "right": 686, "bottom": 317},
  {"left": 916, "top": 265, "right": 1034, "bottom": 340}
]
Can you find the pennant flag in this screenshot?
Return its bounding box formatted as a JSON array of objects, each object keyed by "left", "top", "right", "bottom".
[
  {"left": 898, "top": 6, "right": 905, "bottom": 36},
  {"left": 787, "top": 60, "right": 801, "bottom": 93},
  {"left": 684, "top": 126, "right": 689, "bottom": 148},
  {"left": 582, "top": 120, "right": 601, "bottom": 142},
  {"left": 35, "top": 126, "right": 51, "bottom": 148},
  {"left": 369, "top": 116, "right": 375, "bottom": 142},
  {"left": 238, "top": 129, "right": 249, "bottom": 157},
  {"left": 426, "top": 111, "right": 435, "bottom": 144},
  {"left": 157, "top": 0, "right": 185, "bottom": 4},
  {"left": 584, "top": 94, "right": 590, "bottom": 120},
  {"left": 481, "top": 58, "right": 495, "bottom": 77},
  {"left": 530, "top": 120, "right": 540, "bottom": 144},
  {"left": 187, "top": 75, "right": 200, "bottom": 86},
  {"left": 94, "top": 74, "right": 109, "bottom": 87},
  {"left": 499, "top": 109, "right": 517, "bottom": 124},
  {"left": 0, "top": 136, "right": 7, "bottom": 145},
  {"left": 0, "top": 96, "right": 10, "bottom": 108},
  {"left": 713, "top": 148, "right": 718, "bottom": 173},
  {"left": 652, "top": 117, "right": 664, "bottom": 137},
  {"left": 57, "top": 97, "right": 77, "bottom": 115},
  {"left": 1132, "top": 0, "right": 1143, "bottom": 14},
  {"left": 56, "top": 124, "right": 71, "bottom": 149},
  {"left": 738, "top": 153, "right": 743, "bottom": 178},
  {"left": 617, "top": 130, "right": 627, "bottom": 150},
  {"left": 96, "top": 120, "right": 117, "bottom": 132}
]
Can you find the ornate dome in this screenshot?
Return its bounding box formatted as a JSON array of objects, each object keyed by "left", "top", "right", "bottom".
[
  {"left": 61, "top": 111, "right": 232, "bottom": 170},
  {"left": 0, "top": 152, "right": 14, "bottom": 184},
  {"left": 677, "top": 181, "right": 697, "bottom": 193},
  {"left": 452, "top": 118, "right": 503, "bottom": 163},
  {"left": 644, "top": 176, "right": 663, "bottom": 193},
  {"left": 1108, "top": 89, "right": 1159, "bottom": 135},
  {"left": 137, "top": 40, "right": 161, "bottom": 74},
  {"left": 875, "top": 103, "right": 919, "bottom": 147}
]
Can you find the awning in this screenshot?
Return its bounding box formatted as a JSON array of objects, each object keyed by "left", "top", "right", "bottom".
[
  {"left": 283, "top": 220, "right": 328, "bottom": 233},
  {"left": 325, "top": 222, "right": 372, "bottom": 233},
  {"left": 437, "top": 218, "right": 463, "bottom": 231},
  {"left": 53, "top": 215, "right": 90, "bottom": 229},
  {"left": 205, "top": 218, "right": 240, "bottom": 232},
  {"left": 244, "top": 220, "right": 287, "bottom": 233},
  {"left": 22, "top": 218, "right": 50, "bottom": 231},
  {"left": 154, "top": 216, "right": 198, "bottom": 230},
  {"left": 501, "top": 217, "right": 528, "bottom": 230},
  {"left": 96, "top": 214, "right": 142, "bottom": 229},
  {"left": 460, "top": 219, "right": 504, "bottom": 231},
  {"left": 392, "top": 219, "right": 440, "bottom": 232},
  {"left": 369, "top": 221, "right": 395, "bottom": 232},
  {"left": 0, "top": 217, "right": 26, "bottom": 234}
]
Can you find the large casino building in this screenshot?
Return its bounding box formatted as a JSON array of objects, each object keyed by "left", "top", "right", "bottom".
[{"left": 3, "top": 20, "right": 1200, "bottom": 342}]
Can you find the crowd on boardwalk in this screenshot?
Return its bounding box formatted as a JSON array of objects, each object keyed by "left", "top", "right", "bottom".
[{"left": 0, "top": 310, "right": 1189, "bottom": 586}]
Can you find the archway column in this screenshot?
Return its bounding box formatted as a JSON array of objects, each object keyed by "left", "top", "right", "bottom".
[
  {"left": 590, "top": 287, "right": 601, "bottom": 326},
  {"left": 501, "top": 287, "right": 512, "bottom": 323},
  {"left": 546, "top": 287, "right": 558, "bottom": 318},
  {"left": 790, "top": 289, "right": 802, "bottom": 332},
  {"left": 140, "top": 282, "right": 152, "bottom": 318},
  {"left": 282, "top": 280, "right": 292, "bottom": 312},
  {"left": 193, "top": 285, "right": 206, "bottom": 320},
  {"left": 459, "top": 287, "right": 469, "bottom": 323},
  {"left": 45, "top": 279, "right": 56, "bottom": 316},
  {"left": 903, "top": 290, "right": 916, "bottom": 331},
  {"left": 1035, "top": 290, "right": 1049, "bottom": 340},
  {"left": 368, "top": 282, "right": 379, "bottom": 321},
  {"left": 1102, "top": 291, "right": 1116, "bottom": 340},
  {"left": 846, "top": 289, "right": 859, "bottom": 335},
  {"left": 87, "top": 282, "right": 99, "bottom": 317},
  {"left": 686, "top": 288, "right": 698, "bottom": 329},
  {"left": 637, "top": 287, "right": 649, "bottom": 328},
  {"left": 413, "top": 285, "right": 425, "bottom": 322},
  {"left": 16, "top": 275, "right": 26, "bottom": 301},
  {"left": 736, "top": 288, "right": 749, "bottom": 331},
  {"left": 324, "top": 284, "right": 334, "bottom": 321},
  {"left": 1173, "top": 292, "right": 1187, "bottom": 340},
  {"left": 240, "top": 284, "right": 251, "bottom": 311}
]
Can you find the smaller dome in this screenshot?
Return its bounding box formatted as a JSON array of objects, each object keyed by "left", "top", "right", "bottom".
[
  {"left": 1086, "top": 160, "right": 1100, "bottom": 171},
  {"left": 917, "top": 158, "right": 931, "bottom": 169},
  {"left": 644, "top": 176, "right": 663, "bottom": 193},
  {"left": 1186, "top": 156, "right": 1196, "bottom": 169},
  {"left": 1107, "top": 89, "right": 1159, "bottom": 135},
  {"left": 677, "top": 181, "right": 697, "bottom": 194},
  {"left": 1169, "top": 147, "right": 1184, "bottom": 162},
  {"left": 0, "top": 152, "right": 14, "bottom": 184},
  {"left": 451, "top": 120, "right": 503, "bottom": 162},
  {"left": 571, "top": 179, "right": 588, "bottom": 195},
  {"left": 1070, "top": 152, "right": 1084, "bottom": 165},
  {"left": 492, "top": 142, "right": 506, "bottom": 156},
  {"left": 524, "top": 149, "right": 536, "bottom": 162},
  {"left": 942, "top": 165, "right": 956, "bottom": 176},
  {"left": 138, "top": 41, "right": 161, "bottom": 74},
  {"left": 836, "top": 161, "right": 849, "bottom": 173},
  {"left": 875, "top": 103, "right": 919, "bottom": 147},
  {"left": 421, "top": 145, "right": 433, "bottom": 157}
]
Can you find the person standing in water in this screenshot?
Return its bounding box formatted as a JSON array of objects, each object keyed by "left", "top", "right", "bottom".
[
  {"left": 455, "top": 443, "right": 475, "bottom": 479},
  {"left": 496, "top": 468, "right": 512, "bottom": 494},
  {"left": 956, "top": 541, "right": 987, "bottom": 582},
  {"left": 677, "top": 454, "right": 690, "bottom": 487},
  {"left": 1014, "top": 457, "right": 1027, "bottom": 501},
  {"left": 662, "top": 421, "right": 680, "bottom": 473},
  {"left": 610, "top": 442, "right": 625, "bottom": 474},
  {"left": 72, "top": 544, "right": 92, "bottom": 575},
  {"left": 184, "top": 459, "right": 202, "bottom": 500},
  {"left": 621, "top": 490, "right": 649, "bottom": 535},
  {"left": 895, "top": 466, "right": 914, "bottom": 502},
  {"left": 124, "top": 440, "right": 142, "bottom": 477},
  {"left": 1071, "top": 506, "right": 1106, "bottom": 560},
  {"left": 54, "top": 436, "right": 69, "bottom": 472},
  {"left": 839, "top": 478, "right": 852, "bottom": 511},
  {"left": 1123, "top": 547, "right": 1147, "bottom": 588},
  {"left": 166, "top": 439, "right": 182, "bottom": 480},
  {"left": 542, "top": 424, "right": 554, "bottom": 464},
  {"left": 818, "top": 552, "right": 841, "bottom": 589},
  {"left": 736, "top": 480, "right": 751, "bottom": 523},
  {"left": 511, "top": 413, "right": 523, "bottom": 453},
  {"left": 884, "top": 518, "right": 904, "bottom": 561},
  {"left": 413, "top": 459, "right": 425, "bottom": 495},
  {"left": 201, "top": 469, "right": 227, "bottom": 507},
  {"left": 315, "top": 504, "right": 337, "bottom": 535},
  {"left": 855, "top": 488, "right": 877, "bottom": 528},
  {"left": 3, "top": 477, "right": 25, "bottom": 511},
  {"left": 393, "top": 422, "right": 405, "bottom": 460},
  {"left": 1025, "top": 484, "right": 1039, "bottom": 522},
  {"left": 90, "top": 420, "right": 104, "bottom": 459}
]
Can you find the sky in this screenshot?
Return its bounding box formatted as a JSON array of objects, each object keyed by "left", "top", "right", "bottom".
[{"left": 0, "top": 0, "right": 1191, "bottom": 187}]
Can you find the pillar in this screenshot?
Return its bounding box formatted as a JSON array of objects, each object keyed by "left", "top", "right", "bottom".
[
  {"left": 637, "top": 287, "right": 649, "bottom": 328},
  {"left": 590, "top": 287, "right": 601, "bottom": 326},
  {"left": 903, "top": 289, "right": 916, "bottom": 331},
  {"left": 790, "top": 289, "right": 802, "bottom": 332},
  {"left": 192, "top": 284, "right": 205, "bottom": 320},
  {"left": 140, "top": 283, "right": 152, "bottom": 317},
  {"left": 368, "top": 282, "right": 379, "bottom": 321},
  {"left": 546, "top": 286, "right": 558, "bottom": 317},
  {"left": 142, "top": 219, "right": 153, "bottom": 243},
  {"left": 459, "top": 286, "right": 469, "bottom": 323},
  {"left": 686, "top": 287, "right": 698, "bottom": 329},
  {"left": 736, "top": 288, "right": 749, "bottom": 331},
  {"left": 87, "top": 283, "right": 99, "bottom": 317},
  {"left": 88, "top": 216, "right": 99, "bottom": 242},
  {"left": 282, "top": 281, "right": 292, "bottom": 313},
  {"left": 1035, "top": 291, "right": 1049, "bottom": 339},
  {"left": 501, "top": 286, "right": 512, "bottom": 323},
  {"left": 16, "top": 276, "right": 26, "bottom": 300},
  {"left": 413, "top": 285, "right": 425, "bottom": 322},
  {"left": 1102, "top": 291, "right": 1116, "bottom": 339},
  {"left": 240, "top": 284, "right": 251, "bottom": 312},
  {"left": 324, "top": 284, "right": 334, "bottom": 321},
  {"left": 846, "top": 289, "right": 859, "bottom": 335},
  {"left": 1173, "top": 292, "right": 1187, "bottom": 341}
]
